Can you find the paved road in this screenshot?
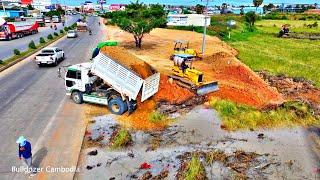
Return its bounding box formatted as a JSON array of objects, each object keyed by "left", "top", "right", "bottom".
[
  {"left": 0, "top": 15, "right": 80, "bottom": 61},
  {"left": 0, "top": 16, "right": 105, "bottom": 179}
]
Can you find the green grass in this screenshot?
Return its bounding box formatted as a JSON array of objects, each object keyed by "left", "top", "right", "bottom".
[
  {"left": 111, "top": 128, "right": 132, "bottom": 149},
  {"left": 210, "top": 98, "right": 319, "bottom": 131},
  {"left": 228, "top": 19, "right": 320, "bottom": 86},
  {"left": 149, "top": 111, "right": 167, "bottom": 123},
  {"left": 185, "top": 156, "right": 206, "bottom": 180}
]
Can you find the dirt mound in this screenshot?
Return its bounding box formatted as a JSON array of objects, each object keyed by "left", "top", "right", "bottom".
[
  {"left": 104, "top": 26, "right": 283, "bottom": 108},
  {"left": 100, "top": 46, "right": 154, "bottom": 78},
  {"left": 154, "top": 75, "right": 195, "bottom": 104},
  {"left": 102, "top": 46, "right": 195, "bottom": 130},
  {"left": 203, "top": 51, "right": 233, "bottom": 64},
  {"left": 199, "top": 54, "right": 283, "bottom": 108}
]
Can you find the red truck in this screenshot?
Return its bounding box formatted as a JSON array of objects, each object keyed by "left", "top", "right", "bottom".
[{"left": 0, "top": 18, "right": 39, "bottom": 40}]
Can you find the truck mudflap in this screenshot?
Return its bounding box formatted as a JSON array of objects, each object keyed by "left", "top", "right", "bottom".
[{"left": 141, "top": 73, "right": 161, "bottom": 102}]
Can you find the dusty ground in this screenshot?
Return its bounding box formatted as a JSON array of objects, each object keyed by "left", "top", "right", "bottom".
[
  {"left": 75, "top": 107, "right": 320, "bottom": 179},
  {"left": 103, "top": 26, "right": 283, "bottom": 108}
]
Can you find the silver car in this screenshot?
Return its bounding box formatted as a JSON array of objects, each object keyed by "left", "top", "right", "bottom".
[{"left": 67, "top": 30, "right": 78, "bottom": 38}]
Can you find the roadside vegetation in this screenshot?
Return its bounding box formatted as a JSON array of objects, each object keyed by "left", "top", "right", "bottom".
[
  {"left": 177, "top": 155, "right": 207, "bottom": 180},
  {"left": 110, "top": 128, "right": 132, "bottom": 149},
  {"left": 149, "top": 110, "right": 167, "bottom": 123},
  {"left": 210, "top": 98, "right": 320, "bottom": 131}
]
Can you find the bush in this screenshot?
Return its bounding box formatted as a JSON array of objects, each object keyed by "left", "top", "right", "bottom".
[
  {"left": 13, "top": 49, "right": 20, "bottom": 55},
  {"left": 39, "top": 37, "right": 45, "bottom": 44},
  {"left": 149, "top": 111, "right": 167, "bottom": 123},
  {"left": 54, "top": 32, "right": 59, "bottom": 36},
  {"left": 47, "top": 34, "right": 53, "bottom": 40},
  {"left": 28, "top": 41, "right": 36, "bottom": 49},
  {"left": 111, "top": 128, "right": 132, "bottom": 149},
  {"left": 244, "top": 11, "right": 258, "bottom": 26},
  {"left": 64, "top": 26, "right": 69, "bottom": 31}
]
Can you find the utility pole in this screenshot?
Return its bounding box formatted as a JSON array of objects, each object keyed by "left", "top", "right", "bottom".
[
  {"left": 2, "top": 1, "right": 7, "bottom": 17},
  {"left": 201, "top": 0, "right": 209, "bottom": 58}
]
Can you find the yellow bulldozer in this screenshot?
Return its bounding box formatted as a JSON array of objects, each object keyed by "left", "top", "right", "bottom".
[
  {"left": 171, "top": 40, "right": 202, "bottom": 59},
  {"left": 169, "top": 54, "right": 218, "bottom": 95}
]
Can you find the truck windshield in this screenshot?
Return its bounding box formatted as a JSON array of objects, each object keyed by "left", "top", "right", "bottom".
[
  {"left": 66, "top": 70, "right": 81, "bottom": 79},
  {"left": 0, "top": 25, "right": 6, "bottom": 32}
]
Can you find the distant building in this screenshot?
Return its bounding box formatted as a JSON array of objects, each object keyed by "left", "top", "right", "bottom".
[
  {"left": 109, "top": 4, "right": 126, "bottom": 11},
  {"left": 32, "top": 0, "right": 53, "bottom": 11},
  {"left": 0, "top": 9, "right": 27, "bottom": 18},
  {"left": 167, "top": 14, "right": 210, "bottom": 27},
  {"left": 232, "top": 7, "right": 263, "bottom": 14}
]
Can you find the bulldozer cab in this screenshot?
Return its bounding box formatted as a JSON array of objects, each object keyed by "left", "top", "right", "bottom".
[{"left": 174, "top": 40, "right": 189, "bottom": 53}]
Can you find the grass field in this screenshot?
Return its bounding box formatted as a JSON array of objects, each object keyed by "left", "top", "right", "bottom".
[{"left": 228, "top": 19, "right": 320, "bottom": 86}]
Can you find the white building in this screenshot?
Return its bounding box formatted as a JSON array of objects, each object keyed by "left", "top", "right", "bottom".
[
  {"left": 32, "top": 0, "right": 53, "bottom": 11},
  {"left": 167, "top": 14, "right": 210, "bottom": 27}
]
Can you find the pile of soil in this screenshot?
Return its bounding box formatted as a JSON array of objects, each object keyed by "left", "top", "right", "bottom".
[
  {"left": 104, "top": 26, "right": 284, "bottom": 109},
  {"left": 258, "top": 71, "right": 320, "bottom": 115},
  {"left": 102, "top": 46, "right": 195, "bottom": 130},
  {"left": 154, "top": 75, "right": 195, "bottom": 104},
  {"left": 206, "top": 64, "right": 284, "bottom": 108},
  {"left": 100, "top": 46, "right": 154, "bottom": 78}
]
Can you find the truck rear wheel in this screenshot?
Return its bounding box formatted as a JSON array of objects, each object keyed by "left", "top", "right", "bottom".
[
  {"left": 71, "top": 91, "right": 83, "bottom": 104},
  {"left": 108, "top": 97, "right": 128, "bottom": 115}
]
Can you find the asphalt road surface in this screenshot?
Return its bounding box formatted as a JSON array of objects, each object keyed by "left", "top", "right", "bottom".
[
  {"left": 0, "top": 16, "right": 104, "bottom": 178},
  {"left": 0, "top": 15, "right": 80, "bottom": 61}
]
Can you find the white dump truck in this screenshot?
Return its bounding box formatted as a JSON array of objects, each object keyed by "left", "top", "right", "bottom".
[{"left": 62, "top": 50, "right": 160, "bottom": 115}]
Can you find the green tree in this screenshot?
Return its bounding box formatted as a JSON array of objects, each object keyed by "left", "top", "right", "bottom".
[
  {"left": 28, "top": 41, "right": 36, "bottom": 49},
  {"left": 27, "top": 4, "right": 34, "bottom": 10},
  {"left": 195, "top": 4, "right": 205, "bottom": 14},
  {"left": 253, "top": 0, "right": 263, "bottom": 11},
  {"left": 240, "top": 6, "right": 244, "bottom": 15},
  {"left": 109, "top": 1, "right": 166, "bottom": 48},
  {"left": 245, "top": 11, "right": 258, "bottom": 26}
]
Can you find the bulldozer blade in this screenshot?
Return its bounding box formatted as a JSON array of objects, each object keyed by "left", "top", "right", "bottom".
[{"left": 196, "top": 81, "right": 219, "bottom": 95}]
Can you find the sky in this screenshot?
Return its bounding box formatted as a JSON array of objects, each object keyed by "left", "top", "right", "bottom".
[{"left": 62, "top": 0, "right": 320, "bottom": 6}]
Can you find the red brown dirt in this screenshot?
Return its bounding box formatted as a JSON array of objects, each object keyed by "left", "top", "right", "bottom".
[
  {"left": 104, "top": 26, "right": 283, "bottom": 109},
  {"left": 101, "top": 46, "right": 195, "bottom": 130}
]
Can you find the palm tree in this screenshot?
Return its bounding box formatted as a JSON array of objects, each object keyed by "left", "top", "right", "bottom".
[{"left": 253, "top": 0, "right": 263, "bottom": 13}]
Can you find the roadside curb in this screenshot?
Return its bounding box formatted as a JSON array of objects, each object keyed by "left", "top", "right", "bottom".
[{"left": 0, "top": 34, "right": 67, "bottom": 73}]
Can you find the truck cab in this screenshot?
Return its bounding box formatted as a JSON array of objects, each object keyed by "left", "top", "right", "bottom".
[{"left": 64, "top": 63, "right": 136, "bottom": 115}]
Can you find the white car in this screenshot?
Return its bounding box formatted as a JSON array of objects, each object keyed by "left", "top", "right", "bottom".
[
  {"left": 35, "top": 47, "right": 65, "bottom": 67},
  {"left": 67, "top": 30, "right": 78, "bottom": 38},
  {"left": 45, "top": 17, "right": 51, "bottom": 23}
]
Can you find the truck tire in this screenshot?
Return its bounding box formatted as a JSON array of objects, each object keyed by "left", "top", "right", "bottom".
[
  {"left": 71, "top": 91, "right": 83, "bottom": 104},
  {"left": 108, "top": 97, "right": 128, "bottom": 115}
]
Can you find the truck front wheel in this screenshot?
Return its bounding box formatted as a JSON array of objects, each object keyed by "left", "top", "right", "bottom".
[
  {"left": 71, "top": 91, "right": 83, "bottom": 104},
  {"left": 108, "top": 97, "right": 128, "bottom": 115}
]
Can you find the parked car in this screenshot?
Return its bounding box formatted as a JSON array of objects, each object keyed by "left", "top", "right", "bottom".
[
  {"left": 67, "top": 30, "right": 78, "bottom": 38},
  {"left": 45, "top": 17, "right": 51, "bottom": 23},
  {"left": 35, "top": 47, "right": 65, "bottom": 67}
]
